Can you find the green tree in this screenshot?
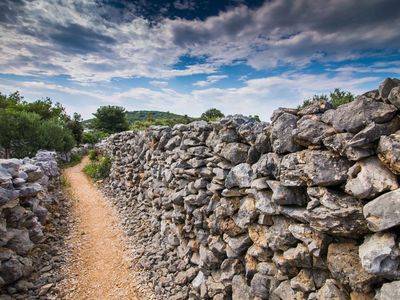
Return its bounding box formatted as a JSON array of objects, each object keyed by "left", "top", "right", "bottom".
[
  {"left": 330, "top": 88, "right": 354, "bottom": 108},
  {"left": 92, "top": 105, "right": 129, "bottom": 133},
  {"left": 39, "top": 120, "right": 75, "bottom": 153},
  {"left": 66, "top": 113, "right": 84, "bottom": 145},
  {"left": 24, "top": 98, "right": 67, "bottom": 120},
  {"left": 201, "top": 108, "right": 225, "bottom": 121},
  {"left": 0, "top": 110, "right": 42, "bottom": 158},
  {"left": 82, "top": 130, "right": 109, "bottom": 145}
]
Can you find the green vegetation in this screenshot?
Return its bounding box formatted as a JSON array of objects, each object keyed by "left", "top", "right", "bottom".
[
  {"left": 83, "top": 154, "right": 111, "bottom": 180},
  {"left": 200, "top": 108, "right": 225, "bottom": 121},
  {"left": 129, "top": 113, "right": 195, "bottom": 130},
  {"left": 82, "top": 130, "right": 109, "bottom": 145},
  {"left": 0, "top": 91, "right": 83, "bottom": 158},
  {"left": 298, "top": 88, "right": 354, "bottom": 109},
  {"left": 88, "top": 149, "right": 97, "bottom": 161},
  {"left": 91, "top": 105, "right": 129, "bottom": 134}
]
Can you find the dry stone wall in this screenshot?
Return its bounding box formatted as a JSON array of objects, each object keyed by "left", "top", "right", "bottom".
[
  {"left": 0, "top": 151, "right": 63, "bottom": 298},
  {"left": 102, "top": 78, "right": 400, "bottom": 300}
]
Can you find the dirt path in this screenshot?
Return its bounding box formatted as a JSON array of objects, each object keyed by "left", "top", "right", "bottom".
[{"left": 61, "top": 157, "right": 141, "bottom": 300}]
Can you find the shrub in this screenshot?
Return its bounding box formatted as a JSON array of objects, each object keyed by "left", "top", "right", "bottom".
[
  {"left": 88, "top": 149, "right": 97, "bottom": 161},
  {"left": 330, "top": 88, "right": 354, "bottom": 108},
  {"left": 83, "top": 155, "right": 111, "bottom": 180},
  {"left": 82, "top": 130, "right": 109, "bottom": 145}
]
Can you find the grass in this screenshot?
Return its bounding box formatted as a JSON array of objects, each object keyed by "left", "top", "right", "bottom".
[{"left": 83, "top": 155, "right": 111, "bottom": 180}]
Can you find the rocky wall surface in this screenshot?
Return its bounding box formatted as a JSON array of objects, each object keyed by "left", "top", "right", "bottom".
[
  {"left": 0, "top": 150, "right": 65, "bottom": 299},
  {"left": 102, "top": 78, "right": 400, "bottom": 300}
]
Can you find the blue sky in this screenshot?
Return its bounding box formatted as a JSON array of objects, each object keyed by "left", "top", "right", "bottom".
[{"left": 0, "top": 0, "right": 399, "bottom": 120}]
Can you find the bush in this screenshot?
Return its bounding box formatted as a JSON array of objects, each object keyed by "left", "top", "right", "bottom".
[
  {"left": 88, "top": 149, "right": 97, "bottom": 161},
  {"left": 83, "top": 155, "right": 111, "bottom": 180},
  {"left": 82, "top": 130, "right": 109, "bottom": 145},
  {"left": 330, "top": 88, "right": 354, "bottom": 108},
  {"left": 298, "top": 89, "right": 354, "bottom": 109}
]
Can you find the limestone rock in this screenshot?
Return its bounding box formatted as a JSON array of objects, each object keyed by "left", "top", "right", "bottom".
[
  {"left": 233, "top": 197, "right": 257, "bottom": 229},
  {"left": 306, "top": 187, "right": 368, "bottom": 237},
  {"left": 345, "top": 157, "right": 399, "bottom": 199},
  {"left": 379, "top": 77, "right": 400, "bottom": 100},
  {"left": 359, "top": 232, "right": 399, "bottom": 276},
  {"left": 271, "top": 113, "right": 302, "bottom": 154},
  {"left": 226, "top": 163, "right": 254, "bottom": 188},
  {"left": 288, "top": 224, "right": 329, "bottom": 257},
  {"left": 316, "top": 279, "right": 348, "bottom": 300},
  {"left": 280, "top": 150, "right": 351, "bottom": 186},
  {"left": 377, "top": 130, "right": 400, "bottom": 174},
  {"left": 363, "top": 189, "right": 400, "bottom": 231},
  {"left": 329, "top": 96, "right": 397, "bottom": 133},
  {"left": 327, "top": 243, "right": 376, "bottom": 293},
  {"left": 290, "top": 269, "right": 315, "bottom": 292},
  {"left": 375, "top": 281, "right": 400, "bottom": 300},
  {"left": 293, "top": 115, "right": 335, "bottom": 147},
  {"left": 232, "top": 275, "right": 251, "bottom": 300},
  {"left": 298, "top": 100, "right": 333, "bottom": 116},
  {"left": 388, "top": 86, "right": 400, "bottom": 108},
  {"left": 219, "top": 143, "right": 250, "bottom": 164},
  {"left": 267, "top": 180, "right": 307, "bottom": 206}
]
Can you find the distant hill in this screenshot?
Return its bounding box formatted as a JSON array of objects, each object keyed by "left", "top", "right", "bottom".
[
  {"left": 83, "top": 110, "right": 195, "bottom": 127},
  {"left": 125, "top": 111, "right": 189, "bottom": 123}
]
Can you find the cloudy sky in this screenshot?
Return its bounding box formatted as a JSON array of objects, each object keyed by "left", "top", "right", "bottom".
[{"left": 0, "top": 0, "right": 399, "bottom": 120}]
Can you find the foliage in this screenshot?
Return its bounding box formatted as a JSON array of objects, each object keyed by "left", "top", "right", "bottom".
[
  {"left": 83, "top": 155, "right": 111, "bottom": 180},
  {"left": 129, "top": 115, "right": 195, "bottom": 130},
  {"left": 298, "top": 89, "right": 353, "bottom": 109},
  {"left": 0, "top": 91, "right": 78, "bottom": 158},
  {"left": 60, "top": 174, "right": 70, "bottom": 188},
  {"left": 66, "top": 113, "right": 84, "bottom": 145},
  {"left": 91, "top": 105, "right": 129, "bottom": 134},
  {"left": 330, "top": 88, "right": 354, "bottom": 108},
  {"left": 82, "top": 130, "right": 109, "bottom": 145},
  {"left": 88, "top": 149, "right": 97, "bottom": 161},
  {"left": 200, "top": 108, "right": 225, "bottom": 121}
]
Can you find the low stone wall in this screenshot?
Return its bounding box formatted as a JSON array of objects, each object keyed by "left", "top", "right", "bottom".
[
  {"left": 102, "top": 78, "right": 400, "bottom": 300},
  {"left": 0, "top": 151, "right": 62, "bottom": 297}
]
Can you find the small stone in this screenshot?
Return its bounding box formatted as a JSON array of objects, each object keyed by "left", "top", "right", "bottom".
[
  {"left": 225, "top": 163, "right": 254, "bottom": 188},
  {"left": 271, "top": 113, "right": 302, "bottom": 154},
  {"left": 267, "top": 180, "right": 307, "bottom": 206},
  {"left": 316, "top": 279, "right": 348, "bottom": 300},
  {"left": 232, "top": 275, "right": 251, "bottom": 300},
  {"left": 290, "top": 269, "right": 315, "bottom": 292}
]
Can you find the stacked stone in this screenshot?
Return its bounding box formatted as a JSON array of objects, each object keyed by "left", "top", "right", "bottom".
[
  {"left": 102, "top": 78, "right": 400, "bottom": 300},
  {"left": 0, "top": 150, "right": 60, "bottom": 297}
]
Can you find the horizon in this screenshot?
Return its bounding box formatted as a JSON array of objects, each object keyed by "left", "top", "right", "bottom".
[{"left": 1, "top": 0, "right": 400, "bottom": 121}]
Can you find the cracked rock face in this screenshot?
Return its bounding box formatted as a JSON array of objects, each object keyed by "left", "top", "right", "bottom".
[{"left": 270, "top": 113, "right": 302, "bottom": 154}]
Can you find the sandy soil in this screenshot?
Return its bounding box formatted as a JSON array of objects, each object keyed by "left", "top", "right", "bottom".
[{"left": 61, "top": 157, "right": 141, "bottom": 300}]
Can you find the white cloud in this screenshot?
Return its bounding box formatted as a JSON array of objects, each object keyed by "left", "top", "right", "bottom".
[
  {"left": 193, "top": 75, "right": 228, "bottom": 87},
  {"left": 149, "top": 81, "right": 168, "bottom": 88},
  {"left": 0, "top": 72, "right": 381, "bottom": 121}
]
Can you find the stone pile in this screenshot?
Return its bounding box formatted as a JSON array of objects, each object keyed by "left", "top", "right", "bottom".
[
  {"left": 0, "top": 150, "right": 67, "bottom": 299},
  {"left": 102, "top": 78, "right": 400, "bottom": 300}
]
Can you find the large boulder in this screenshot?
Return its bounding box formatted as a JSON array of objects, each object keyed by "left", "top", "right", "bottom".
[
  {"left": 345, "top": 157, "right": 399, "bottom": 199},
  {"left": 388, "top": 86, "right": 400, "bottom": 108},
  {"left": 329, "top": 96, "right": 397, "bottom": 133},
  {"left": 363, "top": 189, "right": 400, "bottom": 231},
  {"left": 280, "top": 150, "right": 352, "bottom": 186}
]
